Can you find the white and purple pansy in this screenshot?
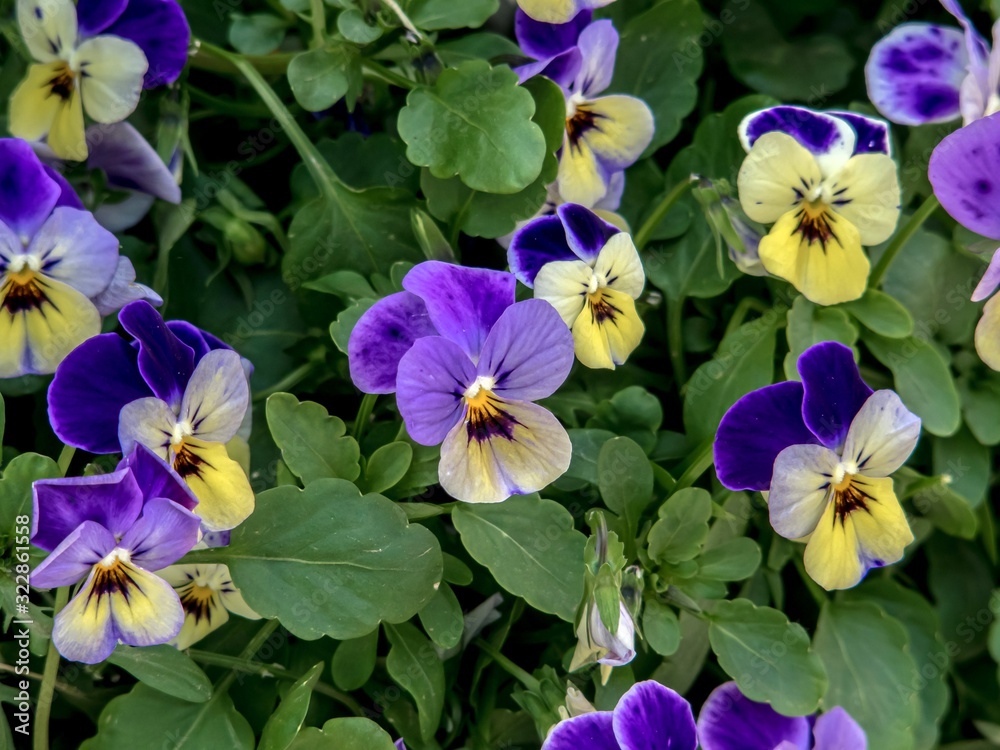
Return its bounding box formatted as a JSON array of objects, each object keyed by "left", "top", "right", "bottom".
[
  {"left": 0, "top": 138, "right": 158, "bottom": 378},
  {"left": 31, "top": 445, "right": 202, "bottom": 664},
  {"left": 714, "top": 341, "right": 919, "bottom": 591},
  {"left": 698, "top": 682, "right": 867, "bottom": 750},
  {"left": 47, "top": 300, "right": 254, "bottom": 532},
  {"left": 927, "top": 112, "right": 1000, "bottom": 371},
  {"left": 866, "top": 0, "right": 998, "bottom": 126},
  {"left": 10, "top": 0, "right": 190, "bottom": 161},
  {"left": 509, "top": 204, "right": 645, "bottom": 369},
  {"left": 516, "top": 0, "right": 616, "bottom": 25},
  {"left": 737, "top": 106, "right": 900, "bottom": 306},
  {"left": 348, "top": 261, "right": 575, "bottom": 504},
  {"left": 542, "top": 680, "right": 697, "bottom": 750}
]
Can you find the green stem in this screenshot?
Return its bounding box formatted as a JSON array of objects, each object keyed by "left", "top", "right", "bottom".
[
  {"left": 666, "top": 296, "right": 687, "bottom": 389},
  {"left": 186, "top": 650, "right": 364, "bottom": 715},
  {"left": 723, "top": 297, "right": 769, "bottom": 340},
  {"left": 352, "top": 393, "right": 378, "bottom": 442},
  {"left": 196, "top": 41, "right": 341, "bottom": 200},
  {"left": 869, "top": 193, "right": 939, "bottom": 287},
  {"left": 56, "top": 445, "right": 75, "bottom": 477},
  {"left": 189, "top": 45, "right": 296, "bottom": 75},
  {"left": 362, "top": 59, "right": 417, "bottom": 90},
  {"left": 214, "top": 619, "right": 281, "bottom": 695},
  {"left": 34, "top": 587, "right": 69, "bottom": 750},
  {"left": 635, "top": 179, "right": 693, "bottom": 250},
  {"left": 673, "top": 439, "right": 714, "bottom": 491},
  {"left": 473, "top": 639, "right": 541, "bottom": 692},
  {"left": 381, "top": 0, "right": 424, "bottom": 40},
  {"left": 309, "top": 0, "right": 326, "bottom": 47},
  {"left": 0, "top": 664, "right": 88, "bottom": 702}
]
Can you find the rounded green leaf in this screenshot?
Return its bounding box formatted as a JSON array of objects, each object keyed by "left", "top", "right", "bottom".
[
  {"left": 643, "top": 599, "right": 681, "bottom": 657},
  {"left": 403, "top": 0, "right": 499, "bottom": 30},
  {"left": 331, "top": 629, "right": 378, "bottom": 692},
  {"left": 708, "top": 599, "right": 827, "bottom": 716},
  {"left": 398, "top": 60, "right": 546, "bottom": 194},
  {"left": 266, "top": 393, "right": 361, "bottom": 483},
  {"left": 385, "top": 622, "right": 445, "bottom": 741},
  {"left": 598, "top": 437, "right": 654, "bottom": 541},
  {"left": 363, "top": 442, "right": 413, "bottom": 494},
  {"left": 106, "top": 645, "right": 212, "bottom": 703},
  {"left": 258, "top": 662, "right": 324, "bottom": 750},
  {"left": 647, "top": 488, "right": 712, "bottom": 564},
  {"left": 288, "top": 718, "right": 396, "bottom": 750},
  {"left": 839, "top": 289, "right": 915, "bottom": 339},
  {"left": 418, "top": 582, "right": 464, "bottom": 649}
]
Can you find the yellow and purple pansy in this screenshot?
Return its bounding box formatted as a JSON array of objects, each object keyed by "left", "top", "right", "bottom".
[
  {"left": 348, "top": 261, "right": 574, "bottom": 504},
  {"left": 0, "top": 138, "right": 159, "bottom": 378},
  {"left": 10, "top": 0, "right": 190, "bottom": 161},
  {"left": 737, "top": 106, "right": 901, "bottom": 306},
  {"left": 509, "top": 204, "right": 645, "bottom": 369},
  {"left": 31, "top": 445, "right": 202, "bottom": 664},
  {"left": 47, "top": 300, "right": 254, "bottom": 531},
  {"left": 516, "top": 0, "right": 616, "bottom": 25},
  {"left": 714, "top": 341, "right": 920, "bottom": 591}
]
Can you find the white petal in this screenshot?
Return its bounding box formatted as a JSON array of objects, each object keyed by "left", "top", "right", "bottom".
[
  {"left": 824, "top": 153, "right": 901, "bottom": 245},
  {"left": 768, "top": 443, "right": 840, "bottom": 540},
  {"left": 737, "top": 132, "right": 822, "bottom": 224},
  {"left": 533, "top": 259, "right": 591, "bottom": 327},
  {"left": 74, "top": 36, "right": 147, "bottom": 124},
  {"left": 841, "top": 390, "right": 921, "bottom": 477},
  {"left": 18, "top": 0, "right": 77, "bottom": 62},
  {"left": 119, "top": 397, "right": 175, "bottom": 456},
  {"left": 179, "top": 350, "right": 250, "bottom": 444},
  {"left": 594, "top": 232, "right": 644, "bottom": 299}
]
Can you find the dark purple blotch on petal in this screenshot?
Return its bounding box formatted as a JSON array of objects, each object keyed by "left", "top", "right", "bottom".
[
  {"left": 47, "top": 333, "right": 153, "bottom": 454},
  {"left": 742, "top": 106, "right": 847, "bottom": 155},
  {"left": 100, "top": 0, "right": 191, "bottom": 88},
  {"left": 929, "top": 113, "right": 1000, "bottom": 240},
  {"left": 697, "top": 682, "right": 812, "bottom": 750},
  {"left": 798, "top": 341, "right": 873, "bottom": 451},
  {"left": 558, "top": 203, "right": 618, "bottom": 262},
  {"left": 508, "top": 215, "right": 579, "bottom": 287},
  {"left": 348, "top": 292, "right": 437, "bottom": 394},
  {"left": 714, "top": 381, "right": 819, "bottom": 492},
  {"left": 75, "top": 0, "right": 128, "bottom": 35},
  {"left": 515, "top": 8, "right": 591, "bottom": 61},
  {"left": 829, "top": 112, "right": 890, "bottom": 155},
  {"left": 119, "top": 300, "right": 196, "bottom": 409}
]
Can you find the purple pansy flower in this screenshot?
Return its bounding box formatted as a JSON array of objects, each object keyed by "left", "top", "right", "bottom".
[
  {"left": 543, "top": 680, "right": 697, "bottom": 750},
  {"left": 348, "top": 261, "right": 574, "bottom": 503},
  {"left": 48, "top": 300, "right": 254, "bottom": 531},
  {"left": 927, "top": 112, "right": 1000, "bottom": 370},
  {"left": 10, "top": 0, "right": 190, "bottom": 161},
  {"left": 866, "top": 0, "right": 997, "bottom": 126},
  {"left": 516, "top": 0, "right": 615, "bottom": 25},
  {"left": 714, "top": 342, "right": 919, "bottom": 590},
  {"left": 519, "top": 17, "right": 653, "bottom": 208},
  {"left": 697, "top": 682, "right": 867, "bottom": 750},
  {"left": 509, "top": 204, "right": 645, "bottom": 369},
  {"left": 514, "top": 9, "right": 592, "bottom": 87},
  {"left": 31, "top": 445, "right": 201, "bottom": 664},
  {"left": 0, "top": 138, "right": 150, "bottom": 378}
]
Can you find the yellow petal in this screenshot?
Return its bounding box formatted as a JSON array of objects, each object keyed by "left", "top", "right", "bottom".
[
  {"left": 558, "top": 134, "right": 606, "bottom": 208},
  {"left": 51, "top": 567, "right": 115, "bottom": 664},
  {"left": 174, "top": 438, "right": 255, "bottom": 532},
  {"left": 975, "top": 294, "right": 1000, "bottom": 371},
  {"left": 737, "top": 132, "right": 823, "bottom": 224},
  {"left": 47, "top": 85, "right": 87, "bottom": 161},
  {"left": 9, "top": 62, "right": 87, "bottom": 161},
  {"left": 517, "top": 0, "right": 578, "bottom": 23},
  {"left": 572, "top": 287, "right": 644, "bottom": 369},
  {"left": 758, "top": 208, "right": 868, "bottom": 306},
  {"left": 803, "top": 499, "right": 865, "bottom": 590},
  {"left": 575, "top": 95, "right": 654, "bottom": 168},
  {"left": 594, "top": 232, "right": 644, "bottom": 299},
  {"left": 824, "top": 153, "right": 901, "bottom": 245},
  {"left": 847, "top": 475, "right": 913, "bottom": 567}
]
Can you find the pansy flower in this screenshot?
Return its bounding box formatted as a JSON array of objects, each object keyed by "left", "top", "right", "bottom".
[
  {"left": 48, "top": 300, "right": 254, "bottom": 531},
  {"left": 543, "top": 681, "right": 697, "bottom": 750},
  {"left": 31, "top": 445, "right": 201, "bottom": 664},
  {"left": 865, "top": 0, "right": 996, "bottom": 126},
  {"left": 927, "top": 113, "right": 1000, "bottom": 370},
  {"left": 509, "top": 204, "right": 644, "bottom": 369},
  {"left": 514, "top": 8, "right": 592, "bottom": 86},
  {"left": 519, "top": 18, "right": 652, "bottom": 208},
  {"left": 0, "top": 138, "right": 137, "bottom": 378},
  {"left": 698, "top": 682, "right": 867, "bottom": 750},
  {"left": 714, "top": 342, "right": 920, "bottom": 590},
  {"left": 516, "top": 0, "right": 615, "bottom": 24},
  {"left": 10, "top": 0, "right": 190, "bottom": 161},
  {"left": 737, "top": 106, "right": 901, "bottom": 305},
  {"left": 348, "top": 261, "right": 574, "bottom": 503}
]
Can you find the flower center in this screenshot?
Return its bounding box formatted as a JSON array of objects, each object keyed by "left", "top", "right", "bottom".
[
  {"left": 565, "top": 96, "right": 601, "bottom": 150},
  {"left": 176, "top": 579, "right": 219, "bottom": 623},
  {"left": 1, "top": 266, "right": 47, "bottom": 314},
  {"left": 463, "top": 376, "right": 519, "bottom": 443},
  {"left": 792, "top": 200, "right": 840, "bottom": 250},
  {"left": 830, "top": 462, "right": 872, "bottom": 524},
  {"left": 585, "top": 288, "right": 622, "bottom": 326},
  {"left": 46, "top": 62, "right": 77, "bottom": 102},
  {"left": 98, "top": 547, "right": 132, "bottom": 568},
  {"left": 463, "top": 375, "right": 496, "bottom": 402}
]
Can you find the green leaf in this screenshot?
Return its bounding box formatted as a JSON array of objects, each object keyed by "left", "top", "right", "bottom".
[
  {"left": 206, "top": 479, "right": 442, "bottom": 639},
  {"left": 708, "top": 599, "right": 827, "bottom": 716},
  {"left": 452, "top": 494, "right": 586, "bottom": 621},
  {"left": 913, "top": 480, "right": 978, "bottom": 539},
  {"left": 266, "top": 393, "right": 361, "bottom": 483},
  {"left": 0, "top": 453, "right": 60, "bottom": 533},
  {"left": 587, "top": 386, "right": 663, "bottom": 453},
  {"left": 813, "top": 600, "right": 920, "bottom": 750},
  {"left": 229, "top": 13, "right": 288, "bottom": 55},
  {"left": 645, "top": 221, "right": 740, "bottom": 301},
  {"left": 839, "top": 289, "right": 914, "bottom": 339},
  {"left": 284, "top": 187, "right": 422, "bottom": 280},
  {"left": 608, "top": 0, "right": 703, "bottom": 155},
  {"left": 418, "top": 582, "right": 464, "bottom": 649},
  {"left": 363, "top": 442, "right": 413, "bottom": 494},
  {"left": 106, "top": 645, "right": 212, "bottom": 703},
  {"left": 385, "top": 622, "right": 445, "bottom": 741},
  {"left": 683, "top": 316, "right": 778, "bottom": 443},
  {"left": 933, "top": 427, "right": 989, "bottom": 507},
  {"left": 331, "top": 629, "right": 378, "bottom": 691},
  {"left": 784, "top": 296, "right": 858, "bottom": 380},
  {"left": 329, "top": 299, "right": 376, "bottom": 354},
  {"left": 696, "top": 537, "right": 761, "bottom": 581},
  {"left": 864, "top": 333, "right": 961, "bottom": 437},
  {"left": 410, "top": 208, "right": 455, "bottom": 261},
  {"left": 721, "top": 0, "right": 854, "bottom": 100},
  {"left": 402, "top": 0, "right": 499, "bottom": 30},
  {"left": 642, "top": 599, "right": 681, "bottom": 657},
  {"left": 597, "top": 437, "right": 654, "bottom": 542},
  {"left": 647, "top": 488, "right": 712, "bottom": 564},
  {"left": 288, "top": 718, "right": 396, "bottom": 750},
  {"left": 337, "top": 9, "right": 382, "bottom": 43},
  {"left": 258, "top": 662, "right": 324, "bottom": 750},
  {"left": 287, "top": 46, "right": 361, "bottom": 112},
  {"left": 398, "top": 60, "right": 546, "bottom": 194},
  {"left": 957, "top": 373, "right": 1000, "bottom": 446},
  {"left": 87, "top": 684, "right": 254, "bottom": 749},
  {"left": 564, "top": 429, "right": 616, "bottom": 485}
]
